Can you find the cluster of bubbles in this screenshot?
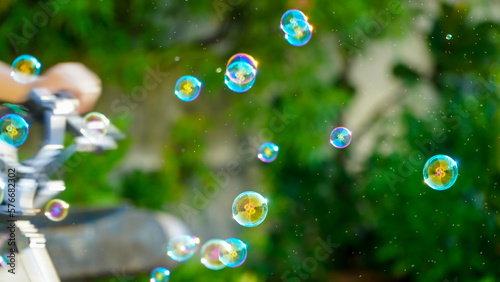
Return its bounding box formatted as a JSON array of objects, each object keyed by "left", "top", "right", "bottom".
[
  {"left": 164, "top": 235, "right": 248, "bottom": 271},
  {"left": 258, "top": 142, "right": 279, "bottom": 163},
  {"left": 330, "top": 127, "right": 352, "bottom": 149},
  {"left": 10, "top": 54, "right": 41, "bottom": 84},
  {"left": 423, "top": 154, "right": 458, "bottom": 190},
  {"left": 81, "top": 112, "right": 110, "bottom": 141},
  {"left": 0, "top": 114, "right": 29, "bottom": 147},
  {"left": 44, "top": 199, "right": 69, "bottom": 222},
  {"left": 150, "top": 267, "right": 170, "bottom": 282},
  {"left": 162, "top": 191, "right": 267, "bottom": 273},
  {"left": 232, "top": 191, "right": 268, "bottom": 227},
  {"left": 280, "top": 10, "right": 313, "bottom": 46},
  {"left": 224, "top": 53, "right": 258, "bottom": 93},
  {"left": 174, "top": 75, "right": 202, "bottom": 102}
]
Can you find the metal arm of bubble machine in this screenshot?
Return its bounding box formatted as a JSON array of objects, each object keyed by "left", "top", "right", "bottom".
[{"left": 0, "top": 87, "right": 123, "bottom": 281}]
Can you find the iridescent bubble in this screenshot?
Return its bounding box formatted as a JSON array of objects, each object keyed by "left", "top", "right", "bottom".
[
  {"left": 200, "top": 239, "right": 226, "bottom": 270},
  {"left": 258, "top": 142, "right": 279, "bottom": 163},
  {"left": 330, "top": 127, "right": 352, "bottom": 149},
  {"left": 224, "top": 53, "right": 258, "bottom": 93},
  {"left": 174, "top": 75, "right": 202, "bottom": 102},
  {"left": 423, "top": 154, "right": 458, "bottom": 191},
  {"left": 0, "top": 114, "right": 29, "bottom": 147},
  {"left": 446, "top": 34, "right": 453, "bottom": 40},
  {"left": 285, "top": 21, "right": 313, "bottom": 47},
  {"left": 280, "top": 9, "right": 308, "bottom": 35},
  {"left": 232, "top": 191, "right": 268, "bottom": 227},
  {"left": 44, "top": 199, "right": 69, "bottom": 222},
  {"left": 10, "top": 54, "right": 41, "bottom": 84},
  {"left": 80, "top": 112, "right": 109, "bottom": 141},
  {"left": 150, "top": 267, "right": 170, "bottom": 282},
  {"left": 218, "top": 238, "right": 247, "bottom": 267},
  {"left": 167, "top": 235, "right": 200, "bottom": 262}
]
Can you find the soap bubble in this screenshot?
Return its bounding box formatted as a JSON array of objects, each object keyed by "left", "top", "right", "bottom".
[
  {"left": 0, "top": 114, "right": 29, "bottom": 147},
  {"left": 285, "top": 21, "right": 313, "bottom": 47},
  {"left": 423, "top": 154, "right": 458, "bottom": 190},
  {"left": 330, "top": 127, "right": 352, "bottom": 149},
  {"left": 10, "top": 54, "right": 41, "bottom": 84},
  {"left": 218, "top": 238, "right": 247, "bottom": 267},
  {"left": 446, "top": 34, "right": 453, "bottom": 40},
  {"left": 224, "top": 53, "right": 258, "bottom": 93},
  {"left": 150, "top": 267, "right": 170, "bottom": 282},
  {"left": 80, "top": 112, "right": 109, "bottom": 141},
  {"left": 232, "top": 191, "right": 268, "bottom": 227},
  {"left": 280, "top": 9, "right": 308, "bottom": 35},
  {"left": 167, "top": 235, "right": 200, "bottom": 262},
  {"left": 258, "top": 142, "right": 279, "bottom": 163},
  {"left": 200, "top": 239, "right": 226, "bottom": 270},
  {"left": 174, "top": 75, "right": 202, "bottom": 102},
  {"left": 44, "top": 199, "right": 69, "bottom": 222}
]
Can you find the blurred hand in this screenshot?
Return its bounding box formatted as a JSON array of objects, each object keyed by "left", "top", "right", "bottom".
[{"left": 34, "top": 63, "right": 102, "bottom": 113}]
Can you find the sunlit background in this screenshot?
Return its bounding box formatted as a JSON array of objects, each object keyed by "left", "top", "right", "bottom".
[{"left": 1, "top": 0, "right": 500, "bottom": 281}]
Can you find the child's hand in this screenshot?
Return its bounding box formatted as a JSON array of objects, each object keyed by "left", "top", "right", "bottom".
[{"left": 34, "top": 63, "right": 102, "bottom": 113}]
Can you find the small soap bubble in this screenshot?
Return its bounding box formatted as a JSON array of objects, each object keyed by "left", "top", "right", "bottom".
[
  {"left": 174, "top": 56, "right": 180, "bottom": 62},
  {"left": 423, "top": 154, "right": 458, "bottom": 190},
  {"left": 150, "top": 267, "right": 170, "bottom": 282},
  {"left": 200, "top": 239, "right": 226, "bottom": 270},
  {"left": 285, "top": 21, "right": 313, "bottom": 47},
  {"left": 175, "top": 75, "right": 202, "bottom": 101},
  {"left": 330, "top": 127, "right": 352, "bottom": 148},
  {"left": 232, "top": 191, "right": 268, "bottom": 227},
  {"left": 167, "top": 235, "right": 200, "bottom": 262},
  {"left": 10, "top": 55, "right": 41, "bottom": 84},
  {"left": 218, "top": 238, "right": 247, "bottom": 267},
  {"left": 280, "top": 9, "right": 308, "bottom": 35},
  {"left": 258, "top": 142, "right": 279, "bottom": 163},
  {"left": 81, "top": 112, "right": 109, "bottom": 141},
  {"left": 0, "top": 114, "right": 29, "bottom": 147},
  {"left": 216, "top": 67, "right": 222, "bottom": 73},
  {"left": 224, "top": 53, "right": 258, "bottom": 93},
  {"left": 44, "top": 199, "right": 69, "bottom": 222},
  {"left": 446, "top": 34, "right": 452, "bottom": 40}
]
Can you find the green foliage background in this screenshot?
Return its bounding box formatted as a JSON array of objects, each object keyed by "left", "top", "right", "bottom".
[{"left": 1, "top": 0, "right": 500, "bottom": 281}]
